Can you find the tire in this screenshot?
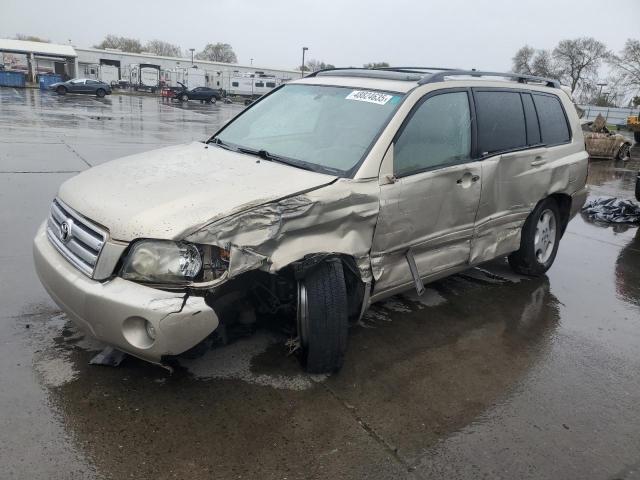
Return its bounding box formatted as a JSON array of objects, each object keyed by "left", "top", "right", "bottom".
[
  {"left": 180, "top": 94, "right": 189, "bottom": 102},
  {"left": 616, "top": 143, "right": 631, "bottom": 161},
  {"left": 635, "top": 173, "right": 640, "bottom": 202},
  {"left": 96, "top": 88, "right": 106, "bottom": 98},
  {"left": 207, "top": 96, "right": 217, "bottom": 104},
  {"left": 56, "top": 86, "right": 66, "bottom": 95},
  {"left": 634, "top": 131, "right": 640, "bottom": 144},
  {"left": 508, "top": 198, "right": 561, "bottom": 276},
  {"left": 297, "top": 260, "right": 349, "bottom": 373}
]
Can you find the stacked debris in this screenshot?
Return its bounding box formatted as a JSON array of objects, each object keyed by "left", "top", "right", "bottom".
[{"left": 582, "top": 197, "right": 640, "bottom": 224}]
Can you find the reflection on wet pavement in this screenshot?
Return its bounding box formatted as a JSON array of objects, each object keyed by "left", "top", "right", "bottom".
[{"left": 1, "top": 88, "right": 639, "bottom": 479}]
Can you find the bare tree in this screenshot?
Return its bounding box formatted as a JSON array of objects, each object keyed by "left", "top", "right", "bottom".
[
  {"left": 608, "top": 39, "right": 640, "bottom": 92},
  {"left": 94, "top": 35, "right": 143, "bottom": 53},
  {"left": 363, "top": 62, "right": 390, "bottom": 69},
  {"left": 306, "top": 59, "right": 335, "bottom": 72},
  {"left": 144, "top": 40, "right": 181, "bottom": 57},
  {"left": 195, "top": 43, "right": 237, "bottom": 63},
  {"left": 513, "top": 46, "right": 559, "bottom": 79},
  {"left": 512, "top": 46, "right": 535, "bottom": 75},
  {"left": 15, "top": 34, "right": 50, "bottom": 43},
  {"left": 552, "top": 37, "right": 609, "bottom": 93}
]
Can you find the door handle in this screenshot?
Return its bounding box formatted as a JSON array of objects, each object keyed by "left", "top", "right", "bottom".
[
  {"left": 531, "top": 156, "right": 547, "bottom": 167},
  {"left": 456, "top": 173, "right": 480, "bottom": 185}
]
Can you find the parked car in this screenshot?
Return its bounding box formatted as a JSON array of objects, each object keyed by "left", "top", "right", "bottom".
[
  {"left": 33, "top": 68, "right": 588, "bottom": 373},
  {"left": 582, "top": 115, "right": 631, "bottom": 161},
  {"left": 176, "top": 85, "right": 221, "bottom": 103},
  {"left": 49, "top": 78, "right": 112, "bottom": 98}
]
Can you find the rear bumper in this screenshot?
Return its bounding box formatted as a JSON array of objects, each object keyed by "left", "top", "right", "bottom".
[{"left": 33, "top": 223, "right": 219, "bottom": 364}]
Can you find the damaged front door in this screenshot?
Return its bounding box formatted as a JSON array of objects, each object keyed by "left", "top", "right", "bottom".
[{"left": 371, "top": 89, "right": 481, "bottom": 296}]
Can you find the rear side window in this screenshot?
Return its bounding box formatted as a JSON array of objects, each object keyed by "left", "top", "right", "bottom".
[
  {"left": 475, "top": 91, "right": 527, "bottom": 155},
  {"left": 521, "top": 93, "right": 541, "bottom": 145},
  {"left": 533, "top": 94, "right": 570, "bottom": 145}
]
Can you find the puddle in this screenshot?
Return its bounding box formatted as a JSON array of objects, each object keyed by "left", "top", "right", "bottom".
[{"left": 179, "top": 331, "right": 327, "bottom": 391}]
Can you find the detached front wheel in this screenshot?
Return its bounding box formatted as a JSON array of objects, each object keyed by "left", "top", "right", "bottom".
[{"left": 297, "top": 260, "right": 348, "bottom": 373}]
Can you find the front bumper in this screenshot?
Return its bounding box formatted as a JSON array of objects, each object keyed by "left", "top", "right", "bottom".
[{"left": 33, "top": 223, "right": 219, "bottom": 364}]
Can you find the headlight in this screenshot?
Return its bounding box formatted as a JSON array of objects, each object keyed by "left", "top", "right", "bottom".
[{"left": 120, "top": 240, "right": 203, "bottom": 284}]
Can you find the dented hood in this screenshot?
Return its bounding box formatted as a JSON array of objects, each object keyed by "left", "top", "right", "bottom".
[{"left": 58, "top": 142, "right": 337, "bottom": 241}]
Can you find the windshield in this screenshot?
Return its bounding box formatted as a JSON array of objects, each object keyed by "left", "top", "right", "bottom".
[{"left": 213, "top": 84, "right": 403, "bottom": 175}]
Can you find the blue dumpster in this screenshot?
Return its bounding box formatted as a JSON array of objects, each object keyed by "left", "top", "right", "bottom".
[
  {"left": 39, "top": 74, "right": 63, "bottom": 90},
  {"left": 0, "top": 71, "right": 26, "bottom": 88}
]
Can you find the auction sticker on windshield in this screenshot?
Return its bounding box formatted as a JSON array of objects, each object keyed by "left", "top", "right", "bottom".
[{"left": 345, "top": 90, "right": 394, "bottom": 105}]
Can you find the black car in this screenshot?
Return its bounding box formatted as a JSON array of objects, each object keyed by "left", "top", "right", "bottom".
[
  {"left": 49, "top": 78, "right": 112, "bottom": 98},
  {"left": 176, "top": 84, "right": 220, "bottom": 103}
]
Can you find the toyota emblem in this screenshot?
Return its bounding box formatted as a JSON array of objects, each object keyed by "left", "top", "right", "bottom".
[{"left": 59, "top": 221, "right": 72, "bottom": 243}]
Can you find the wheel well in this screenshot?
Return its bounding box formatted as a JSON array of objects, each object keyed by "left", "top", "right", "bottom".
[{"left": 548, "top": 193, "right": 571, "bottom": 235}]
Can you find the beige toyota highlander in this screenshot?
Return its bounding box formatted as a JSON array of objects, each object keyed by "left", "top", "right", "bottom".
[{"left": 33, "top": 68, "right": 588, "bottom": 373}]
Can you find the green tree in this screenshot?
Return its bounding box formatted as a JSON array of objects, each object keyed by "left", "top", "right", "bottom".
[{"left": 195, "top": 43, "right": 237, "bottom": 63}]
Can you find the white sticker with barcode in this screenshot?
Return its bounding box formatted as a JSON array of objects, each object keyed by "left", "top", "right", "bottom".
[{"left": 345, "top": 90, "right": 393, "bottom": 105}]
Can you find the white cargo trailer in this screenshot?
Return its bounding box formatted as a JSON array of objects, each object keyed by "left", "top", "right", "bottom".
[{"left": 98, "top": 64, "right": 119, "bottom": 85}]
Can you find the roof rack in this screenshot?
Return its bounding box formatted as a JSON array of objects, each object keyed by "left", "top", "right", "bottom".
[
  {"left": 304, "top": 67, "right": 561, "bottom": 89},
  {"left": 418, "top": 70, "right": 560, "bottom": 88},
  {"left": 307, "top": 68, "right": 424, "bottom": 81}
]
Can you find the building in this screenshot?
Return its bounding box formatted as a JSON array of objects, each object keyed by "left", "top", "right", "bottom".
[{"left": 0, "top": 39, "right": 299, "bottom": 93}]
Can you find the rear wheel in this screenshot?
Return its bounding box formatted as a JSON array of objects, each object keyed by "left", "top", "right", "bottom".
[
  {"left": 96, "top": 88, "right": 106, "bottom": 98},
  {"left": 508, "top": 198, "right": 561, "bottom": 276},
  {"left": 56, "top": 86, "right": 66, "bottom": 95},
  {"left": 297, "top": 260, "right": 349, "bottom": 373},
  {"left": 207, "top": 96, "right": 217, "bottom": 104}
]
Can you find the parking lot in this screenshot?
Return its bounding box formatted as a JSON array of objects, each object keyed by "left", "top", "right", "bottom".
[{"left": 1, "top": 87, "right": 639, "bottom": 480}]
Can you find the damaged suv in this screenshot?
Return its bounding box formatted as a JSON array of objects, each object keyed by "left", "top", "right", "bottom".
[{"left": 33, "top": 68, "right": 588, "bottom": 373}]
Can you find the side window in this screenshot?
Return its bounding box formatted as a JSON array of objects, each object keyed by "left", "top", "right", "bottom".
[
  {"left": 533, "top": 93, "right": 570, "bottom": 145},
  {"left": 231, "top": 81, "right": 239, "bottom": 87},
  {"left": 521, "top": 93, "right": 541, "bottom": 145},
  {"left": 394, "top": 91, "right": 471, "bottom": 177},
  {"left": 255, "top": 81, "right": 264, "bottom": 87},
  {"left": 475, "top": 90, "right": 527, "bottom": 155},
  {"left": 266, "top": 82, "right": 276, "bottom": 88}
]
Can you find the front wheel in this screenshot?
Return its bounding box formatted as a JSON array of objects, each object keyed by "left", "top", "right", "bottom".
[
  {"left": 508, "top": 198, "right": 561, "bottom": 276},
  {"left": 180, "top": 94, "right": 189, "bottom": 102},
  {"left": 634, "top": 131, "right": 640, "bottom": 144},
  {"left": 297, "top": 260, "right": 349, "bottom": 373},
  {"left": 56, "top": 86, "right": 66, "bottom": 95},
  {"left": 617, "top": 142, "right": 631, "bottom": 161}
]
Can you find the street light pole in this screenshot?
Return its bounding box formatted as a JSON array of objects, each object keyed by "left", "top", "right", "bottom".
[
  {"left": 301, "top": 47, "right": 308, "bottom": 78},
  {"left": 189, "top": 48, "right": 195, "bottom": 66},
  {"left": 250, "top": 58, "right": 254, "bottom": 66}
]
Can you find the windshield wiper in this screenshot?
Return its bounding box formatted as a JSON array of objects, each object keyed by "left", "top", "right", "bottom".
[
  {"left": 209, "top": 137, "right": 238, "bottom": 152},
  {"left": 235, "top": 146, "right": 316, "bottom": 172}
]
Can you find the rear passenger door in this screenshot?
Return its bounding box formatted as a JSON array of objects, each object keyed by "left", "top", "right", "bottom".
[
  {"left": 470, "top": 89, "right": 571, "bottom": 264},
  {"left": 372, "top": 89, "right": 482, "bottom": 295}
]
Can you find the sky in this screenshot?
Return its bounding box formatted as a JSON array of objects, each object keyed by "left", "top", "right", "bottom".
[{"left": 1, "top": 0, "right": 638, "bottom": 72}]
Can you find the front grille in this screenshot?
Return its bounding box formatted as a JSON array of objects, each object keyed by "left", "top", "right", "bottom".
[{"left": 46, "top": 198, "right": 107, "bottom": 277}]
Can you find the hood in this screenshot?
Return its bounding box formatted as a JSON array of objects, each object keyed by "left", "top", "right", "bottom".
[{"left": 58, "top": 142, "right": 337, "bottom": 241}]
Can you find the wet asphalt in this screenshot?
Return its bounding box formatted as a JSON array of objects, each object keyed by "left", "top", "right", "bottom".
[{"left": 0, "top": 87, "right": 639, "bottom": 480}]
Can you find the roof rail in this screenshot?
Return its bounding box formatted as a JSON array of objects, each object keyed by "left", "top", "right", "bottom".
[
  {"left": 418, "top": 70, "right": 561, "bottom": 88},
  {"left": 375, "top": 66, "right": 457, "bottom": 73},
  {"left": 306, "top": 68, "right": 424, "bottom": 81}
]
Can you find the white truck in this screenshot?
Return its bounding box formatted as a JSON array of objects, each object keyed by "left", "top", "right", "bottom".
[{"left": 130, "top": 64, "right": 160, "bottom": 93}]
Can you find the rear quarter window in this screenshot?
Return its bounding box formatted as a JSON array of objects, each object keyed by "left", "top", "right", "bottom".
[
  {"left": 532, "top": 93, "right": 571, "bottom": 145},
  {"left": 475, "top": 90, "right": 527, "bottom": 155}
]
